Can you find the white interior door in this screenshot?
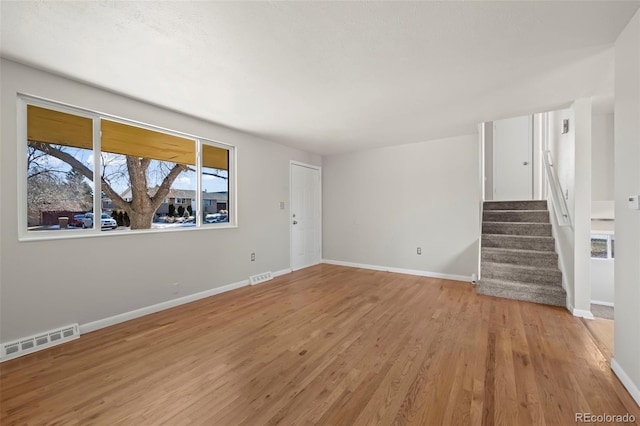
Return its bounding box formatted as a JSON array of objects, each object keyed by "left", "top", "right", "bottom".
[
  {"left": 493, "top": 115, "right": 533, "bottom": 200},
  {"left": 290, "top": 162, "right": 321, "bottom": 271}
]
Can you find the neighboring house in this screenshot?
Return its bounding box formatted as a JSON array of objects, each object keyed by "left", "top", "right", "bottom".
[
  {"left": 101, "top": 194, "right": 117, "bottom": 213},
  {"left": 119, "top": 186, "right": 228, "bottom": 216}
]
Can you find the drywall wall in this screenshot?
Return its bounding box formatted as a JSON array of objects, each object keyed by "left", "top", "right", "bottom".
[
  {"left": 547, "top": 107, "right": 576, "bottom": 306},
  {"left": 483, "top": 123, "right": 493, "bottom": 201},
  {"left": 0, "top": 59, "right": 321, "bottom": 342},
  {"left": 547, "top": 99, "right": 593, "bottom": 315},
  {"left": 322, "top": 134, "right": 480, "bottom": 279},
  {"left": 573, "top": 99, "right": 593, "bottom": 314},
  {"left": 592, "top": 113, "right": 615, "bottom": 202},
  {"left": 613, "top": 9, "right": 640, "bottom": 405},
  {"left": 591, "top": 259, "right": 614, "bottom": 305}
]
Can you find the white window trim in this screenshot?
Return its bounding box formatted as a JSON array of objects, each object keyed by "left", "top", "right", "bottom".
[
  {"left": 18, "top": 93, "right": 237, "bottom": 242},
  {"left": 590, "top": 232, "right": 615, "bottom": 260}
]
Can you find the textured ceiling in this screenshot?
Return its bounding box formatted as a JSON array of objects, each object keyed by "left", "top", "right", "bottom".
[{"left": 1, "top": 1, "right": 638, "bottom": 155}]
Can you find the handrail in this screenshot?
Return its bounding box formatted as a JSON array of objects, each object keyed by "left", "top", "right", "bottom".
[{"left": 543, "top": 150, "right": 571, "bottom": 227}]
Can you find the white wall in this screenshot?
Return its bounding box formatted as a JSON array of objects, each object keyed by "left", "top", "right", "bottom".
[
  {"left": 573, "top": 99, "right": 593, "bottom": 314},
  {"left": 591, "top": 258, "right": 614, "bottom": 305},
  {"left": 548, "top": 107, "right": 576, "bottom": 305},
  {"left": 547, "top": 99, "right": 592, "bottom": 315},
  {"left": 483, "top": 122, "right": 493, "bottom": 201},
  {"left": 613, "top": 9, "right": 640, "bottom": 406},
  {"left": 592, "top": 113, "right": 615, "bottom": 202},
  {"left": 323, "top": 134, "right": 480, "bottom": 280},
  {"left": 0, "top": 59, "right": 321, "bottom": 342}
]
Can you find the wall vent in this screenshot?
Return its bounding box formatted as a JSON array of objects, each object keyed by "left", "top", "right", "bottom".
[
  {"left": 1, "top": 324, "right": 79, "bottom": 362},
  {"left": 250, "top": 271, "right": 273, "bottom": 285}
]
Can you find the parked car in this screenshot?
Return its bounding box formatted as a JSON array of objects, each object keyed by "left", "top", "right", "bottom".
[
  {"left": 82, "top": 213, "right": 118, "bottom": 230},
  {"left": 69, "top": 214, "right": 85, "bottom": 228},
  {"left": 204, "top": 213, "right": 228, "bottom": 223}
]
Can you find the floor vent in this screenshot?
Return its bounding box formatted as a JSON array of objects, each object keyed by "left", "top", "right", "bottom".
[
  {"left": 1, "top": 324, "right": 79, "bottom": 362},
  {"left": 250, "top": 271, "right": 273, "bottom": 285}
]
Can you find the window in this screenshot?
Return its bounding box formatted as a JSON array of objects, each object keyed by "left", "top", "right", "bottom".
[
  {"left": 21, "top": 96, "right": 234, "bottom": 238},
  {"left": 26, "top": 105, "right": 94, "bottom": 231},
  {"left": 591, "top": 233, "right": 615, "bottom": 259}
]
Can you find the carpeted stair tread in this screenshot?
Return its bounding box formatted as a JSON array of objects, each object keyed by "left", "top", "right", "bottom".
[
  {"left": 477, "top": 278, "right": 566, "bottom": 307},
  {"left": 481, "top": 261, "right": 563, "bottom": 286},
  {"left": 482, "top": 234, "right": 556, "bottom": 251},
  {"left": 481, "top": 261, "right": 561, "bottom": 274},
  {"left": 482, "top": 247, "right": 557, "bottom": 256},
  {"left": 483, "top": 200, "right": 548, "bottom": 211},
  {"left": 482, "top": 247, "right": 557, "bottom": 268},
  {"left": 482, "top": 221, "right": 552, "bottom": 236},
  {"left": 483, "top": 210, "right": 550, "bottom": 223}
]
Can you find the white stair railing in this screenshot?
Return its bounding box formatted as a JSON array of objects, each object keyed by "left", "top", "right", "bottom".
[{"left": 543, "top": 150, "right": 571, "bottom": 227}]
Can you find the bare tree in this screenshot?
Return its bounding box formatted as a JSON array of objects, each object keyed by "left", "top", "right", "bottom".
[
  {"left": 28, "top": 141, "right": 188, "bottom": 229},
  {"left": 27, "top": 147, "right": 93, "bottom": 225}
]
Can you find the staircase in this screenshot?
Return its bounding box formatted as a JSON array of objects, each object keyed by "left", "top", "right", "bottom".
[{"left": 477, "top": 200, "right": 566, "bottom": 307}]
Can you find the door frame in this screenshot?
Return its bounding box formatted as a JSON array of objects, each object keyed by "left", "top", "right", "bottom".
[{"left": 289, "top": 160, "right": 323, "bottom": 271}]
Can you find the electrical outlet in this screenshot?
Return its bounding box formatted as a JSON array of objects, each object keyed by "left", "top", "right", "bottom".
[
  {"left": 251, "top": 252, "right": 255, "bottom": 261},
  {"left": 417, "top": 247, "right": 422, "bottom": 255},
  {"left": 171, "top": 282, "right": 180, "bottom": 295},
  {"left": 280, "top": 201, "right": 285, "bottom": 210}
]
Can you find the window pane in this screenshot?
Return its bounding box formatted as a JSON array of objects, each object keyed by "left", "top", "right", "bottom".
[
  {"left": 100, "top": 120, "right": 196, "bottom": 231},
  {"left": 202, "top": 144, "right": 229, "bottom": 225},
  {"left": 591, "top": 235, "right": 608, "bottom": 258},
  {"left": 27, "top": 105, "right": 94, "bottom": 232}
]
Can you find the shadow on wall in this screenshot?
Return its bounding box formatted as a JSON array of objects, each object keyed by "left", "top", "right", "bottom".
[{"left": 440, "top": 240, "right": 479, "bottom": 280}]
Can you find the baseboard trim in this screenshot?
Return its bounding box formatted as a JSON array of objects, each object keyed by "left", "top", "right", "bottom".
[
  {"left": 80, "top": 268, "right": 294, "bottom": 335},
  {"left": 611, "top": 358, "right": 640, "bottom": 407},
  {"left": 591, "top": 300, "right": 615, "bottom": 307},
  {"left": 80, "top": 279, "right": 249, "bottom": 334},
  {"left": 322, "top": 259, "right": 472, "bottom": 282},
  {"left": 273, "top": 268, "right": 293, "bottom": 277},
  {"left": 572, "top": 307, "right": 595, "bottom": 319}
]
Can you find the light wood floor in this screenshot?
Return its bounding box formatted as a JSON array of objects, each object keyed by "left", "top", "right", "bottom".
[{"left": 1, "top": 264, "right": 638, "bottom": 425}]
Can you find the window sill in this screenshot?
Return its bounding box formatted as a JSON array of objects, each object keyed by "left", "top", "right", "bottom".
[{"left": 18, "top": 222, "right": 238, "bottom": 242}]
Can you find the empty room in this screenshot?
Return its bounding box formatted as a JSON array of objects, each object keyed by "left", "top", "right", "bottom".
[{"left": 1, "top": 1, "right": 640, "bottom": 425}]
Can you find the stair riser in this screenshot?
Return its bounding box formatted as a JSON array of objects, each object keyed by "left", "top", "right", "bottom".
[
  {"left": 481, "top": 268, "right": 562, "bottom": 286},
  {"left": 483, "top": 211, "right": 550, "bottom": 223},
  {"left": 482, "top": 222, "right": 552, "bottom": 236},
  {"left": 482, "top": 236, "right": 555, "bottom": 251},
  {"left": 484, "top": 201, "right": 548, "bottom": 211},
  {"left": 477, "top": 284, "right": 566, "bottom": 307},
  {"left": 482, "top": 252, "right": 558, "bottom": 268}
]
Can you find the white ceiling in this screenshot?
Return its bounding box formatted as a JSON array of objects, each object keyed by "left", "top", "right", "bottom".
[{"left": 2, "top": 1, "right": 638, "bottom": 155}]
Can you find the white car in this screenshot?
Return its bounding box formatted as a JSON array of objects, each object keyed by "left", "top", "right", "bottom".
[
  {"left": 204, "top": 213, "right": 228, "bottom": 223},
  {"left": 82, "top": 213, "right": 118, "bottom": 230}
]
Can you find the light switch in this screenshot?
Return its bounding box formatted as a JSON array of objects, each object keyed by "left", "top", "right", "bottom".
[
  {"left": 280, "top": 201, "right": 285, "bottom": 210},
  {"left": 628, "top": 195, "right": 640, "bottom": 210}
]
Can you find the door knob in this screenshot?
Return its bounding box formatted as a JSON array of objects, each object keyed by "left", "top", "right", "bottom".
[
  {"left": 523, "top": 161, "right": 529, "bottom": 165},
  {"left": 293, "top": 221, "right": 298, "bottom": 225}
]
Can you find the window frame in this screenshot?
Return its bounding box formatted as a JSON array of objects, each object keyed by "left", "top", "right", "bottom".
[
  {"left": 590, "top": 232, "right": 615, "bottom": 260},
  {"left": 18, "top": 94, "right": 237, "bottom": 241}
]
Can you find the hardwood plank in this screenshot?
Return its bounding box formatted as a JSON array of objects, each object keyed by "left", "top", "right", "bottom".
[{"left": 1, "top": 264, "right": 638, "bottom": 425}]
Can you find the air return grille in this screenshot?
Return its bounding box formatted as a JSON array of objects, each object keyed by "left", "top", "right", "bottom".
[
  {"left": 250, "top": 271, "right": 273, "bottom": 285},
  {"left": 1, "top": 324, "right": 79, "bottom": 362}
]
